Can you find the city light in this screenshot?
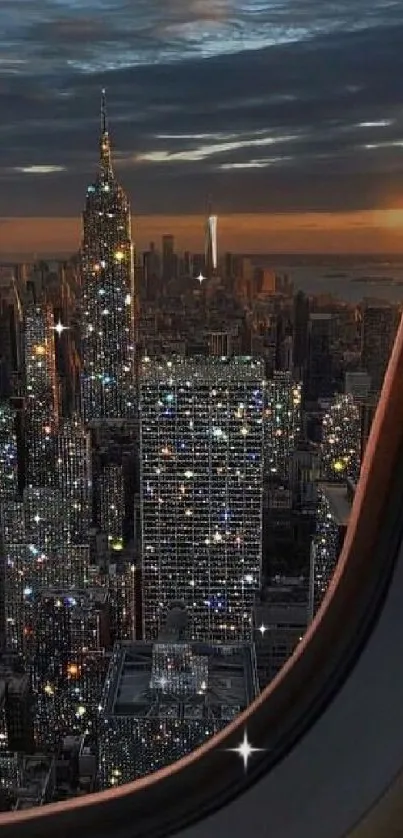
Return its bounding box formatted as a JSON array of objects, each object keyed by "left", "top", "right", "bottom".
[{"left": 0, "top": 69, "right": 396, "bottom": 806}]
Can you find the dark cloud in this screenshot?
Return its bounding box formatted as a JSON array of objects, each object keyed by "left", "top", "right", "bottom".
[{"left": 0, "top": 0, "right": 402, "bottom": 216}]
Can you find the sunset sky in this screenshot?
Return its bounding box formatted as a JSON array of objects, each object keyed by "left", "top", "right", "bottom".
[{"left": 1, "top": 0, "right": 403, "bottom": 255}]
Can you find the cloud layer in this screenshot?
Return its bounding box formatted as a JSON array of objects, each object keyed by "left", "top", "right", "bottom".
[{"left": 0, "top": 0, "right": 403, "bottom": 218}]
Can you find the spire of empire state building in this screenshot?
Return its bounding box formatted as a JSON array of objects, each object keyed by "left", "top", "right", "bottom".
[
  {"left": 100, "top": 88, "right": 113, "bottom": 177},
  {"left": 80, "top": 90, "right": 136, "bottom": 421}
]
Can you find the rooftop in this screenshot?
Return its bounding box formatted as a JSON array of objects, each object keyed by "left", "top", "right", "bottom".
[
  {"left": 140, "top": 356, "right": 265, "bottom": 384},
  {"left": 318, "top": 482, "right": 353, "bottom": 527},
  {"left": 253, "top": 602, "right": 308, "bottom": 630},
  {"left": 101, "top": 641, "right": 258, "bottom": 722}
]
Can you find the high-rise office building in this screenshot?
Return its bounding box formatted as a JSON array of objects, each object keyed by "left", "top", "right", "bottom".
[
  {"left": 162, "top": 235, "right": 176, "bottom": 282},
  {"left": 99, "top": 463, "right": 124, "bottom": 549},
  {"left": 360, "top": 301, "right": 399, "bottom": 397},
  {"left": 24, "top": 303, "right": 59, "bottom": 488},
  {"left": 0, "top": 658, "right": 34, "bottom": 754},
  {"left": 0, "top": 272, "right": 23, "bottom": 400},
  {"left": 56, "top": 415, "right": 92, "bottom": 545},
  {"left": 0, "top": 501, "right": 25, "bottom": 651},
  {"left": 309, "top": 481, "right": 353, "bottom": 618},
  {"left": 265, "top": 372, "right": 301, "bottom": 483},
  {"left": 253, "top": 599, "right": 307, "bottom": 689},
  {"left": 0, "top": 404, "right": 18, "bottom": 505},
  {"left": 140, "top": 356, "right": 265, "bottom": 642},
  {"left": 208, "top": 331, "right": 233, "bottom": 357},
  {"left": 26, "top": 588, "right": 110, "bottom": 749},
  {"left": 344, "top": 371, "right": 371, "bottom": 403},
  {"left": 80, "top": 90, "right": 136, "bottom": 421},
  {"left": 321, "top": 395, "right": 361, "bottom": 483},
  {"left": 205, "top": 203, "right": 218, "bottom": 279},
  {"left": 1, "top": 488, "right": 90, "bottom": 654},
  {"left": 305, "top": 313, "right": 334, "bottom": 401},
  {"left": 292, "top": 290, "right": 310, "bottom": 377}
]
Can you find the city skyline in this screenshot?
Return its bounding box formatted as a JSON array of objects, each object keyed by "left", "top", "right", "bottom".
[
  {"left": 0, "top": 0, "right": 402, "bottom": 817},
  {"left": 1, "top": 2, "right": 403, "bottom": 254}
]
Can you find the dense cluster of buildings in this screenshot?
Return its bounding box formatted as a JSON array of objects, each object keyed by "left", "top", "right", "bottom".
[{"left": 0, "top": 93, "right": 400, "bottom": 809}]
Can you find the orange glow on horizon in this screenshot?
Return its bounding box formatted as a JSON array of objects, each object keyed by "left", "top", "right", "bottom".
[{"left": 1, "top": 210, "right": 403, "bottom": 256}]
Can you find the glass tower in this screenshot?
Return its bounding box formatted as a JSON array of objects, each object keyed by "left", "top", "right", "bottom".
[
  {"left": 265, "top": 372, "right": 301, "bottom": 482},
  {"left": 204, "top": 198, "right": 218, "bottom": 279},
  {"left": 80, "top": 90, "right": 136, "bottom": 421},
  {"left": 24, "top": 303, "right": 59, "bottom": 488},
  {"left": 140, "top": 356, "right": 265, "bottom": 643}
]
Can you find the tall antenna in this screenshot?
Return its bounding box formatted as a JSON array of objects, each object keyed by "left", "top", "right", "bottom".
[
  {"left": 101, "top": 88, "right": 108, "bottom": 135},
  {"left": 99, "top": 88, "right": 113, "bottom": 175}
]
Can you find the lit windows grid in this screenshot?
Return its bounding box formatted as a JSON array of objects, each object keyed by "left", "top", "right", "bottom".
[
  {"left": 140, "top": 358, "right": 264, "bottom": 643},
  {"left": 1, "top": 489, "right": 90, "bottom": 655},
  {"left": 25, "top": 591, "right": 108, "bottom": 750},
  {"left": 321, "top": 394, "right": 361, "bottom": 482},
  {"left": 56, "top": 418, "right": 92, "bottom": 545},
  {"left": 99, "top": 464, "right": 124, "bottom": 545},
  {"left": 80, "top": 177, "right": 136, "bottom": 420},
  {"left": 0, "top": 403, "right": 18, "bottom": 503},
  {"left": 311, "top": 491, "right": 341, "bottom": 613},
  {"left": 265, "top": 372, "right": 301, "bottom": 482},
  {"left": 24, "top": 305, "right": 59, "bottom": 487}
]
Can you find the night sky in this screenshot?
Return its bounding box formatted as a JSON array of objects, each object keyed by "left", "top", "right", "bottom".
[{"left": 1, "top": 0, "right": 403, "bottom": 253}]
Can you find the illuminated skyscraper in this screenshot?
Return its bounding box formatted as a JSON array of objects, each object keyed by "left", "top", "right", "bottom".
[
  {"left": 99, "top": 463, "right": 124, "bottom": 549},
  {"left": 24, "top": 303, "right": 59, "bottom": 487},
  {"left": 0, "top": 500, "right": 24, "bottom": 651},
  {"left": 309, "top": 482, "right": 353, "bottom": 617},
  {"left": 26, "top": 588, "right": 110, "bottom": 750},
  {"left": 140, "top": 357, "right": 265, "bottom": 642},
  {"left": 265, "top": 372, "right": 301, "bottom": 482},
  {"left": 80, "top": 90, "right": 136, "bottom": 421},
  {"left": 56, "top": 415, "right": 92, "bottom": 545},
  {"left": 204, "top": 199, "right": 218, "bottom": 279},
  {"left": 321, "top": 394, "right": 361, "bottom": 483},
  {"left": 1, "top": 489, "right": 90, "bottom": 653},
  {"left": 0, "top": 403, "right": 18, "bottom": 504}
]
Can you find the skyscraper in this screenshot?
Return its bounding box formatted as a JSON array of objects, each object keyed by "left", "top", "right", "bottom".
[
  {"left": 309, "top": 482, "right": 353, "bottom": 618},
  {"left": 162, "top": 235, "right": 176, "bottom": 282},
  {"left": 80, "top": 90, "right": 136, "bottom": 421},
  {"left": 0, "top": 403, "right": 18, "bottom": 505},
  {"left": 204, "top": 198, "right": 218, "bottom": 279},
  {"left": 24, "top": 303, "right": 59, "bottom": 488},
  {"left": 265, "top": 372, "right": 301, "bottom": 483},
  {"left": 292, "top": 291, "right": 310, "bottom": 377},
  {"left": 305, "top": 313, "right": 334, "bottom": 401},
  {"left": 360, "top": 301, "right": 399, "bottom": 397},
  {"left": 321, "top": 394, "right": 361, "bottom": 483},
  {"left": 99, "top": 463, "right": 124, "bottom": 550},
  {"left": 140, "top": 356, "right": 265, "bottom": 643},
  {"left": 56, "top": 415, "right": 92, "bottom": 545}
]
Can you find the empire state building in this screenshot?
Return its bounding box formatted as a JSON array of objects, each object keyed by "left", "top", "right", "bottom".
[{"left": 80, "top": 90, "right": 136, "bottom": 421}]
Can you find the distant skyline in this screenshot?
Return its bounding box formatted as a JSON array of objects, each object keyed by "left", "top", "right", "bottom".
[
  {"left": 2, "top": 210, "right": 403, "bottom": 258},
  {"left": 1, "top": 1, "right": 403, "bottom": 254}
]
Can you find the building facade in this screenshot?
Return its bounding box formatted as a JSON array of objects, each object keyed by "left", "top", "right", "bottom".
[
  {"left": 265, "top": 372, "right": 301, "bottom": 483},
  {"left": 140, "top": 356, "right": 265, "bottom": 642},
  {"left": 80, "top": 91, "right": 136, "bottom": 421},
  {"left": 321, "top": 394, "right": 361, "bottom": 483}
]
